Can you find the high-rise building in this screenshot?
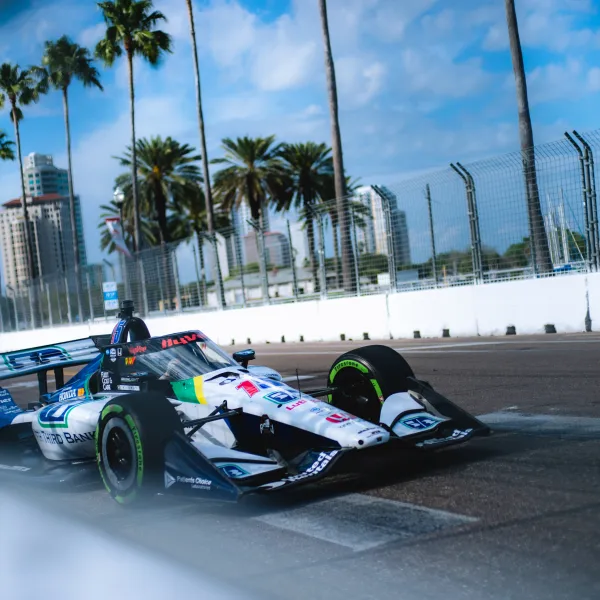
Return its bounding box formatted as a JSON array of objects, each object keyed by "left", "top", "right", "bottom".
[
  {"left": 226, "top": 203, "right": 272, "bottom": 271},
  {"left": 243, "top": 231, "right": 291, "bottom": 268},
  {"left": 23, "top": 153, "right": 86, "bottom": 266},
  {"left": 353, "top": 186, "right": 411, "bottom": 266},
  {"left": 0, "top": 194, "right": 82, "bottom": 290}
]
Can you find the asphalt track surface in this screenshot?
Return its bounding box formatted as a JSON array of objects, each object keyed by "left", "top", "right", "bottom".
[{"left": 3, "top": 334, "right": 600, "bottom": 600}]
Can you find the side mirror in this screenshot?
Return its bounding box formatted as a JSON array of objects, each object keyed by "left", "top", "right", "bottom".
[{"left": 233, "top": 349, "right": 256, "bottom": 368}]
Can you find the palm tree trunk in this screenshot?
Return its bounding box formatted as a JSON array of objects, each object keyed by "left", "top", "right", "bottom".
[
  {"left": 318, "top": 0, "right": 355, "bottom": 292},
  {"left": 62, "top": 87, "right": 84, "bottom": 323},
  {"left": 505, "top": 0, "right": 552, "bottom": 273},
  {"left": 186, "top": 0, "right": 226, "bottom": 309},
  {"left": 12, "top": 103, "right": 39, "bottom": 327},
  {"left": 126, "top": 49, "right": 141, "bottom": 253}
]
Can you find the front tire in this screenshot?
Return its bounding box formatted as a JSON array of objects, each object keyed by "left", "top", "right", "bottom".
[
  {"left": 95, "top": 393, "right": 182, "bottom": 505},
  {"left": 327, "top": 345, "right": 415, "bottom": 423}
]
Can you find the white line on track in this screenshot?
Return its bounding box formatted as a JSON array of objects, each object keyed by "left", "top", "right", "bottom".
[
  {"left": 479, "top": 411, "right": 600, "bottom": 437},
  {"left": 253, "top": 493, "right": 477, "bottom": 551}
]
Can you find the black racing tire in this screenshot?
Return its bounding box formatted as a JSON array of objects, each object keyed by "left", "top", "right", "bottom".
[
  {"left": 95, "top": 392, "right": 182, "bottom": 505},
  {"left": 327, "top": 345, "right": 415, "bottom": 423}
]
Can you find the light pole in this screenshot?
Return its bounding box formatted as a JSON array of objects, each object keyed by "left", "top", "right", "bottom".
[{"left": 113, "top": 186, "right": 131, "bottom": 304}]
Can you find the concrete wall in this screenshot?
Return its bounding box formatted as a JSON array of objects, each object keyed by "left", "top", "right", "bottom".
[{"left": 0, "top": 271, "right": 595, "bottom": 353}]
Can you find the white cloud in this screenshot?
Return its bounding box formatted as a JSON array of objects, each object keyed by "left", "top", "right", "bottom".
[
  {"left": 588, "top": 67, "right": 600, "bottom": 92},
  {"left": 77, "top": 23, "right": 105, "bottom": 49},
  {"left": 336, "top": 57, "right": 386, "bottom": 107},
  {"left": 527, "top": 59, "right": 586, "bottom": 104}
]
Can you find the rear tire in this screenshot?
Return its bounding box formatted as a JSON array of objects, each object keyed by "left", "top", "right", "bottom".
[
  {"left": 327, "top": 345, "right": 415, "bottom": 423},
  {"left": 95, "top": 392, "right": 182, "bottom": 505}
]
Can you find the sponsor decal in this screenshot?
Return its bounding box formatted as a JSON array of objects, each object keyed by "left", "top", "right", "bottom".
[
  {"left": 220, "top": 464, "right": 250, "bottom": 478},
  {"left": 3, "top": 346, "right": 70, "bottom": 372},
  {"left": 263, "top": 451, "right": 339, "bottom": 489},
  {"left": 118, "top": 384, "right": 140, "bottom": 391},
  {"left": 38, "top": 401, "right": 84, "bottom": 429},
  {"left": 176, "top": 475, "right": 212, "bottom": 490},
  {"left": 125, "top": 357, "right": 136, "bottom": 366},
  {"left": 236, "top": 380, "right": 260, "bottom": 397},
  {"left": 128, "top": 345, "right": 147, "bottom": 355},
  {"left": 264, "top": 389, "right": 299, "bottom": 404},
  {"left": 111, "top": 319, "right": 127, "bottom": 344},
  {"left": 256, "top": 377, "right": 285, "bottom": 388},
  {"left": 329, "top": 359, "right": 368, "bottom": 382},
  {"left": 286, "top": 399, "right": 307, "bottom": 411},
  {"left": 358, "top": 427, "right": 380, "bottom": 434},
  {"left": 58, "top": 388, "right": 78, "bottom": 402},
  {"left": 0, "top": 388, "right": 21, "bottom": 419},
  {"left": 63, "top": 431, "right": 95, "bottom": 444},
  {"left": 310, "top": 405, "right": 329, "bottom": 415},
  {"left": 77, "top": 387, "right": 85, "bottom": 397},
  {"left": 161, "top": 333, "right": 201, "bottom": 349},
  {"left": 416, "top": 428, "right": 473, "bottom": 447},
  {"left": 219, "top": 376, "right": 238, "bottom": 386},
  {"left": 165, "top": 471, "right": 176, "bottom": 489},
  {"left": 339, "top": 421, "right": 353, "bottom": 428},
  {"left": 326, "top": 413, "right": 350, "bottom": 424},
  {"left": 34, "top": 430, "right": 64, "bottom": 445},
  {"left": 400, "top": 414, "right": 442, "bottom": 431},
  {"left": 101, "top": 371, "right": 112, "bottom": 391}
]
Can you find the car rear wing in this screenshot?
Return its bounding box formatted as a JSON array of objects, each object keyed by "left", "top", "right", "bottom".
[{"left": 0, "top": 336, "right": 108, "bottom": 384}]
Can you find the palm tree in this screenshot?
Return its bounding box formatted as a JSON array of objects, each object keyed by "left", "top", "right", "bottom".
[
  {"left": 318, "top": 0, "right": 355, "bottom": 292},
  {"left": 0, "top": 63, "right": 46, "bottom": 326},
  {"left": 98, "top": 199, "right": 158, "bottom": 254},
  {"left": 504, "top": 0, "right": 551, "bottom": 273},
  {"left": 184, "top": 0, "right": 226, "bottom": 309},
  {"left": 95, "top": 0, "right": 172, "bottom": 253},
  {"left": 0, "top": 130, "right": 15, "bottom": 161},
  {"left": 114, "top": 136, "right": 202, "bottom": 245},
  {"left": 275, "top": 142, "right": 333, "bottom": 293},
  {"left": 34, "top": 35, "right": 103, "bottom": 323},
  {"left": 212, "top": 135, "right": 289, "bottom": 301}
]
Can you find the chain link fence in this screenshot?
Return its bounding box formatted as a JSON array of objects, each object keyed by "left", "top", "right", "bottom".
[{"left": 1, "top": 128, "right": 599, "bottom": 332}]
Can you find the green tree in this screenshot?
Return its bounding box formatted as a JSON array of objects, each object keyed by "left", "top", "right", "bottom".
[
  {"left": 98, "top": 198, "right": 157, "bottom": 254},
  {"left": 0, "top": 63, "right": 46, "bottom": 326},
  {"left": 212, "top": 135, "right": 289, "bottom": 300},
  {"left": 0, "top": 130, "right": 15, "bottom": 161},
  {"left": 318, "top": 0, "right": 355, "bottom": 291},
  {"left": 114, "top": 136, "right": 202, "bottom": 245},
  {"left": 95, "top": 0, "right": 172, "bottom": 252},
  {"left": 34, "top": 35, "right": 103, "bottom": 322},
  {"left": 275, "top": 142, "right": 333, "bottom": 292}
]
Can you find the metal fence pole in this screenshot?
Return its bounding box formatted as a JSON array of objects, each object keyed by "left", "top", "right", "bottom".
[
  {"left": 191, "top": 240, "right": 203, "bottom": 308},
  {"left": 349, "top": 208, "right": 361, "bottom": 296},
  {"left": 426, "top": 184, "right": 438, "bottom": 285},
  {"left": 565, "top": 132, "right": 594, "bottom": 271},
  {"left": 7, "top": 287, "right": 19, "bottom": 332},
  {"left": 155, "top": 254, "right": 165, "bottom": 314},
  {"left": 451, "top": 163, "right": 484, "bottom": 282},
  {"left": 172, "top": 250, "right": 182, "bottom": 313},
  {"left": 85, "top": 268, "right": 94, "bottom": 322},
  {"left": 233, "top": 229, "right": 247, "bottom": 307},
  {"left": 0, "top": 297, "right": 4, "bottom": 333},
  {"left": 46, "top": 282, "right": 53, "bottom": 327},
  {"left": 286, "top": 219, "right": 299, "bottom": 300},
  {"left": 316, "top": 210, "right": 328, "bottom": 299},
  {"left": 574, "top": 131, "right": 600, "bottom": 271}
]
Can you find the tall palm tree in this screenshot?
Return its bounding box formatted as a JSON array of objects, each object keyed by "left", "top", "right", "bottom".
[
  {"left": 0, "top": 130, "right": 15, "bottom": 161},
  {"left": 184, "top": 0, "right": 226, "bottom": 309},
  {"left": 504, "top": 0, "right": 551, "bottom": 273},
  {"left": 276, "top": 142, "right": 333, "bottom": 293},
  {"left": 95, "top": 0, "right": 172, "bottom": 253},
  {"left": 212, "top": 136, "right": 289, "bottom": 300},
  {"left": 114, "top": 136, "right": 203, "bottom": 245},
  {"left": 0, "top": 63, "right": 46, "bottom": 326},
  {"left": 34, "top": 35, "right": 103, "bottom": 323},
  {"left": 318, "top": 0, "right": 355, "bottom": 292}
]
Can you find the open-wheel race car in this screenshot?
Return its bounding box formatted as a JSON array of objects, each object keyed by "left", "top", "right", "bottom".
[{"left": 0, "top": 301, "right": 490, "bottom": 504}]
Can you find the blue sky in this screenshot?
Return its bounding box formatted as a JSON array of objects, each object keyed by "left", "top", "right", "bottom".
[{"left": 0, "top": 0, "right": 599, "bottom": 268}]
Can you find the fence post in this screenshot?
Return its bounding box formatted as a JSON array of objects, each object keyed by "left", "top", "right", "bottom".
[
  {"left": 316, "top": 210, "right": 328, "bottom": 299},
  {"left": 172, "top": 250, "right": 182, "bottom": 313},
  {"left": 565, "top": 132, "right": 594, "bottom": 271},
  {"left": 349, "top": 207, "right": 361, "bottom": 296},
  {"left": 191, "top": 239, "right": 203, "bottom": 308},
  {"left": 286, "top": 219, "right": 299, "bottom": 300},
  {"left": 64, "top": 273, "right": 72, "bottom": 324},
  {"left": 0, "top": 297, "right": 4, "bottom": 333},
  {"left": 451, "top": 163, "right": 484, "bottom": 283},
  {"left": 45, "top": 282, "right": 53, "bottom": 327},
  {"left": 233, "top": 229, "right": 247, "bottom": 307},
  {"left": 426, "top": 184, "right": 439, "bottom": 285},
  {"left": 573, "top": 131, "right": 600, "bottom": 271},
  {"left": 85, "top": 268, "right": 94, "bottom": 322}
]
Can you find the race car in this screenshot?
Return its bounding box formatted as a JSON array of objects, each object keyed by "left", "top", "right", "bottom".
[{"left": 0, "top": 301, "right": 490, "bottom": 504}]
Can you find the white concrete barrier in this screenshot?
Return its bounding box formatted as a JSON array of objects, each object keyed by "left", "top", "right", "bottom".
[{"left": 0, "top": 271, "right": 596, "bottom": 353}]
